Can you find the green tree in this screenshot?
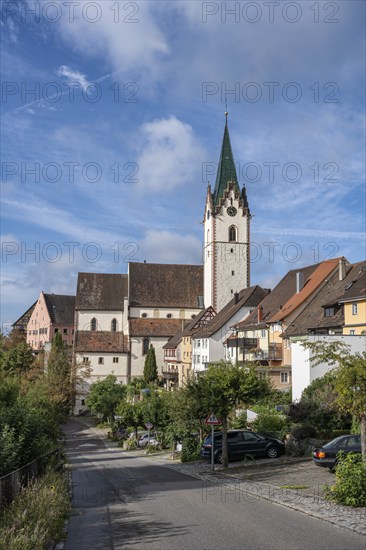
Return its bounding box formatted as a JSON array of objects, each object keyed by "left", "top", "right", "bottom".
[
  {"left": 304, "top": 341, "right": 366, "bottom": 459},
  {"left": 185, "top": 362, "right": 272, "bottom": 467},
  {"left": 47, "top": 333, "right": 72, "bottom": 415},
  {"left": 86, "top": 375, "right": 127, "bottom": 422},
  {"left": 143, "top": 346, "right": 158, "bottom": 384},
  {"left": 1, "top": 342, "right": 34, "bottom": 374},
  {"left": 115, "top": 400, "right": 144, "bottom": 439}
]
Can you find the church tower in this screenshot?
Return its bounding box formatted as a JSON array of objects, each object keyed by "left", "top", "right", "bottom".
[{"left": 203, "top": 114, "right": 250, "bottom": 312}]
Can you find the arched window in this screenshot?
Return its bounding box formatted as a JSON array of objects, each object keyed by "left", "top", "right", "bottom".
[
  {"left": 111, "top": 318, "right": 117, "bottom": 332},
  {"left": 90, "top": 318, "right": 97, "bottom": 331},
  {"left": 229, "top": 226, "right": 237, "bottom": 242},
  {"left": 142, "top": 338, "right": 150, "bottom": 356}
]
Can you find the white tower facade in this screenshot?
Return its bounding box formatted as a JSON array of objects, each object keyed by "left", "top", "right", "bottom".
[{"left": 203, "top": 118, "right": 250, "bottom": 312}]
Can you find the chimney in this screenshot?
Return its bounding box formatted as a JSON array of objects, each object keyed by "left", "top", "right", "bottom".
[
  {"left": 338, "top": 258, "right": 346, "bottom": 281},
  {"left": 296, "top": 272, "right": 304, "bottom": 293},
  {"left": 234, "top": 292, "right": 239, "bottom": 304},
  {"left": 257, "top": 306, "right": 263, "bottom": 323}
]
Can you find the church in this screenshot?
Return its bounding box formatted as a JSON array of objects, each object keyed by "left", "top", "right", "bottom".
[{"left": 73, "top": 117, "right": 252, "bottom": 411}]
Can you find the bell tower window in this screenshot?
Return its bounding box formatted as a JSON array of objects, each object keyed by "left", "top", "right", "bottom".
[{"left": 229, "top": 226, "right": 237, "bottom": 242}]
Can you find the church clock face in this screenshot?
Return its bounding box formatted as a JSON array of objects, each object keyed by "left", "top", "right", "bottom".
[{"left": 227, "top": 206, "right": 237, "bottom": 217}]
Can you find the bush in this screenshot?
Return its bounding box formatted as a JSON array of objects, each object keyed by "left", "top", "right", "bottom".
[
  {"left": 290, "top": 424, "right": 317, "bottom": 440},
  {"left": 252, "top": 412, "right": 290, "bottom": 440},
  {"left": 324, "top": 453, "right": 366, "bottom": 507},
  {"left": 181, "top": 437, "right": 201, "bottom": 463},
  {"left": 0, "top": 469, "right": 71, "bottom": 550}
]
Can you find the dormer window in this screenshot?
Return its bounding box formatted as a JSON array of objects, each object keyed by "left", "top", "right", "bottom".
[{"left": 324, "top": 307, "right": 335, "bottom": 317}]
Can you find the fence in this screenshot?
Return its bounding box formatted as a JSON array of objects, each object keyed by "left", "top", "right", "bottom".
[{"left": 0, "top": 447, "right": 62, "bottom": 510}]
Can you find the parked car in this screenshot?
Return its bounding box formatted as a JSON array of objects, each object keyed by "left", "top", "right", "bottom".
[
  {"left": 201, "top": 429, "right": 285, "bottom": 464},
  {"left": 312, "top": 434, "right": 361, "bottom": 470},
  {"left": 137, "top": 433, "right": 159, "bottom": 448}
]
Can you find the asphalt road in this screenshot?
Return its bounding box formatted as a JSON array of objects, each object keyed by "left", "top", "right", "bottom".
[{"left": 64, "top": 419, "right": 366, "bottom": 550}]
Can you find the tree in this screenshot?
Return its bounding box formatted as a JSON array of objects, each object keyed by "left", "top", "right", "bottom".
[
  {"left": 46, "top": 333, "right": 72, "bottom": 415},
  {"left": 1, "top": 341, "right": 34, "bottom": 374},
  {"left": 185, "top": 362, "right": 272, "bottom": 467},
  {"left": 115, "top": 400, "right": 144, "bottom": 439},
  {"left": 304, "top": 341, "right": 366, "bottom": 459},
  {"left": 143, "top": 346, "right": 158, "bottom": 384},
  {"left": 86, "top": 375, "right": 127, "bottom": 422}
]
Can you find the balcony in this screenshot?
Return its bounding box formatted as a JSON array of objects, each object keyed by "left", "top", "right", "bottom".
[
  {"left": 226, "top": 337, "right": 258, "bottom": 349},
  {"left": 268, "top": 343, "right": 282, "bottom": 361},
  {"left": 162, "top": 365, "right": 179, "bottom": 380}
]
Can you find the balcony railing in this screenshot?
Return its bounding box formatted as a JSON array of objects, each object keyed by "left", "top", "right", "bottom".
[{"left": 226, "top": 337, "right": 258, "bottom": 349}]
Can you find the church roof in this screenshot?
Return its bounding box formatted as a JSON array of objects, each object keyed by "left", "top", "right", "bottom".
[
  {"left": 212, "top": 119, "right": 241, "bottom": 207},
  {"left": 128, "top": 263, "right": 203, "bottom": 308},
  {"left": 74, "top": 330, "right": 129, "bottom": 353},
  {"left": 75, "top": 273, "right": 128, "bottom": 310},
  {"left": 130, "top": 318, "right": 184, "bottom": 337}
]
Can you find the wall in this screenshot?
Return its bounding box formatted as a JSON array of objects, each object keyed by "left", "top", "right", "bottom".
[
  {"left": 77, "top": 310, "right": 124, "bottom": 332},
  {"left": 291, "top": 334, "right": 366, "bottom": 401},
  {"left": 130, "top": 336, "right": 169, "bottom": 378}
]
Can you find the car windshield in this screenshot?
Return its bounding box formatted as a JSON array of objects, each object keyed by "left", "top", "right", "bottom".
[{"left": 323, "top": 436, "right": 347, "bottom": 449}]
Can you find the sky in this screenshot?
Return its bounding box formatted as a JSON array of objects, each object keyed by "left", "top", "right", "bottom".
[{"left": 1, "top": 0, "right": 365, "bottom": 331}]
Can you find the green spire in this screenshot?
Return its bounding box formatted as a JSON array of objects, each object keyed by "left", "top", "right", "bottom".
[{"left": 213, "top": 116, "right": 241, "bottom": 207}]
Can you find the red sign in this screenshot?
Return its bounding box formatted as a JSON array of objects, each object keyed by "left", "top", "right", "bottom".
[{"left": 205, "top": 413, "right": 221, "bottom": 425}]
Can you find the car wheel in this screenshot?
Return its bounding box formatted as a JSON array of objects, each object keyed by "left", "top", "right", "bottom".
[
  {"left": 267, "top": 445, "right": 279, "bottom": 459},
  {"left": 215, "top": 452, "right": 223, "bottom": 464}
]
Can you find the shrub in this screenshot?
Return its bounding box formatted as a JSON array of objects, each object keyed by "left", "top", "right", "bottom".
[
  {"left": 324, "top": 452, "right": 366, "bottom": 507},
  {"left": 181, "top": 437, "right": 201, "bottom": 463},
  {"left": 0, "top": 469, "right": 71, "bottom": 550},
  {"left": 252, "top": 412, "right": 290, "bottom": 440},
  {"left": 290, "top": 424, "right": 317, "bottom": 440}
]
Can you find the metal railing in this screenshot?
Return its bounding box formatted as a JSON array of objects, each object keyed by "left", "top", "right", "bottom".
[{"left": 0, "top": 447, "right": 62, "bottom": 509}]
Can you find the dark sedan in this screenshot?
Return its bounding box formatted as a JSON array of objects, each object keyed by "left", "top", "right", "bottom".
[
  {"left": 201, "top": 429, "right": 285, "bottom": 464},
  {"left": 313, "top": 434, "right": 361, "bottom": 470}
]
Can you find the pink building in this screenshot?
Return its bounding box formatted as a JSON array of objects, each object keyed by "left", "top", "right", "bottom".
[{"left": 26, "top": 292, "right": 75, "bottom": 351}]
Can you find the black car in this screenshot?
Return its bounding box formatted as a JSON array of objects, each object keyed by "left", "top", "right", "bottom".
[
  {"left": 313, "top": 434, "right": 361, "bottom": 470},
  {"left": 201, "top": 429, "right": 285, "bottom": 464}
]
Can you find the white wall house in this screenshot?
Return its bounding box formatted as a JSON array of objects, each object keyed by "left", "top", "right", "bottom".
[{"left": 291, "top": 334, "right": 366, "bottom": 401}]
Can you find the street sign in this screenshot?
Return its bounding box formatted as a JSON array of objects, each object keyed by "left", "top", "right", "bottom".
[
  {"left": 145, "top": 422, "right": 153, "bottom": 430},
  {"left": 205, "top": 413, "right": 221, "bottom": 425}
]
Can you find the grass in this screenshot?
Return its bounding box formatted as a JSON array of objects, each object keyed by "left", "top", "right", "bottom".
[{"left": 0, "top": 469, "right": 71, "bottom": 550}]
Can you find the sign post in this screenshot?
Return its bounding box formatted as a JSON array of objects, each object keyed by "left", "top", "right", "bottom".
[
  {"left": 205, "top": 413, "right": 221, "bottom": 471},
  {"left": 145, "top": 422, "right": 153, "bottom": 446}
]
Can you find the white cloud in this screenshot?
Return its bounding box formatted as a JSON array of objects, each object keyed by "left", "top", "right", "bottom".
[
  {"left": 57, "top": 1, "right": 168, "bottom": 77},
  {"left": 56, "top": 65, "right": 90, "bottom": 90},
  {"left": 139, "top": 229, "right": 202, "bottom": 264},
  {"left": 136, "top": 116, "right": 206, "bottom": 192}
]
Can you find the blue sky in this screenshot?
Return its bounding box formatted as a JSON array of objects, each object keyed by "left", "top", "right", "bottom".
[{"left": 1, "top": 0, "right": 365, "bottom": 330}]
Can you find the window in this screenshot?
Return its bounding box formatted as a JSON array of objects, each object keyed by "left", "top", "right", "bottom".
[
  {"left": 324, "top": 307, "right": 335, "bottom": 317},
  {"left": 280, "top": 372, "right": 288, "bottom": 384},
  {"left": 81, "top": 399, "right": 85, "bottom": 406},
  {"left": 98, "top": 357, "right": 104, "bottom": 365},
  {"left": 350, "top": 330, "right": 355, "bottom": 335},
  {"left": 261, "top": 329, "right": 266, "bottom": 338},
  {"left": 352, "top": 303, "right": 358, "bottom": 315},
  {"left": 231, "top": 270, "right": 235, "bottom": 276},
  {"left": 111, "top": 318, "right": 117, "bottom": 332},
  {"left": 113, "top": 357, "right": 119, "bottom": 363},
  {"left": 258, "top": 372, "right": 267, "bottom": 380},
  {"left": 54, "top": 328, "right": 59, "bottom": 333},
  {"left": 83, "top": 357, "right": 89, "bottom": 364},
  {"left": 229, "top": 226, "right": 237, "bottom": 242},
  {"left": 230, "top": 248, "right": 234, "bottom": 253},
  {"left": 91, "top": 318, "right": 97, "bottom": 331},
  {"left": 141, "top": 313, "right": 148, "bottom": 318},
  {"left": 63, "top": 328, "right": 68, "bottom": 334},
  {"left": 166, "top": 313, "right": 172, "bottom": 319},
  {"left": 142, "top": 338, "right": 150, "bottom": 356}
]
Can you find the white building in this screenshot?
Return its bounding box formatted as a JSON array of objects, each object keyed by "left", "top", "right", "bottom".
[
  {"left": 192, "top": 286, "right": 268, "bottom": 373},
  {"left": 291, "top": 334, "right": 366, "bottom": 401}
]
